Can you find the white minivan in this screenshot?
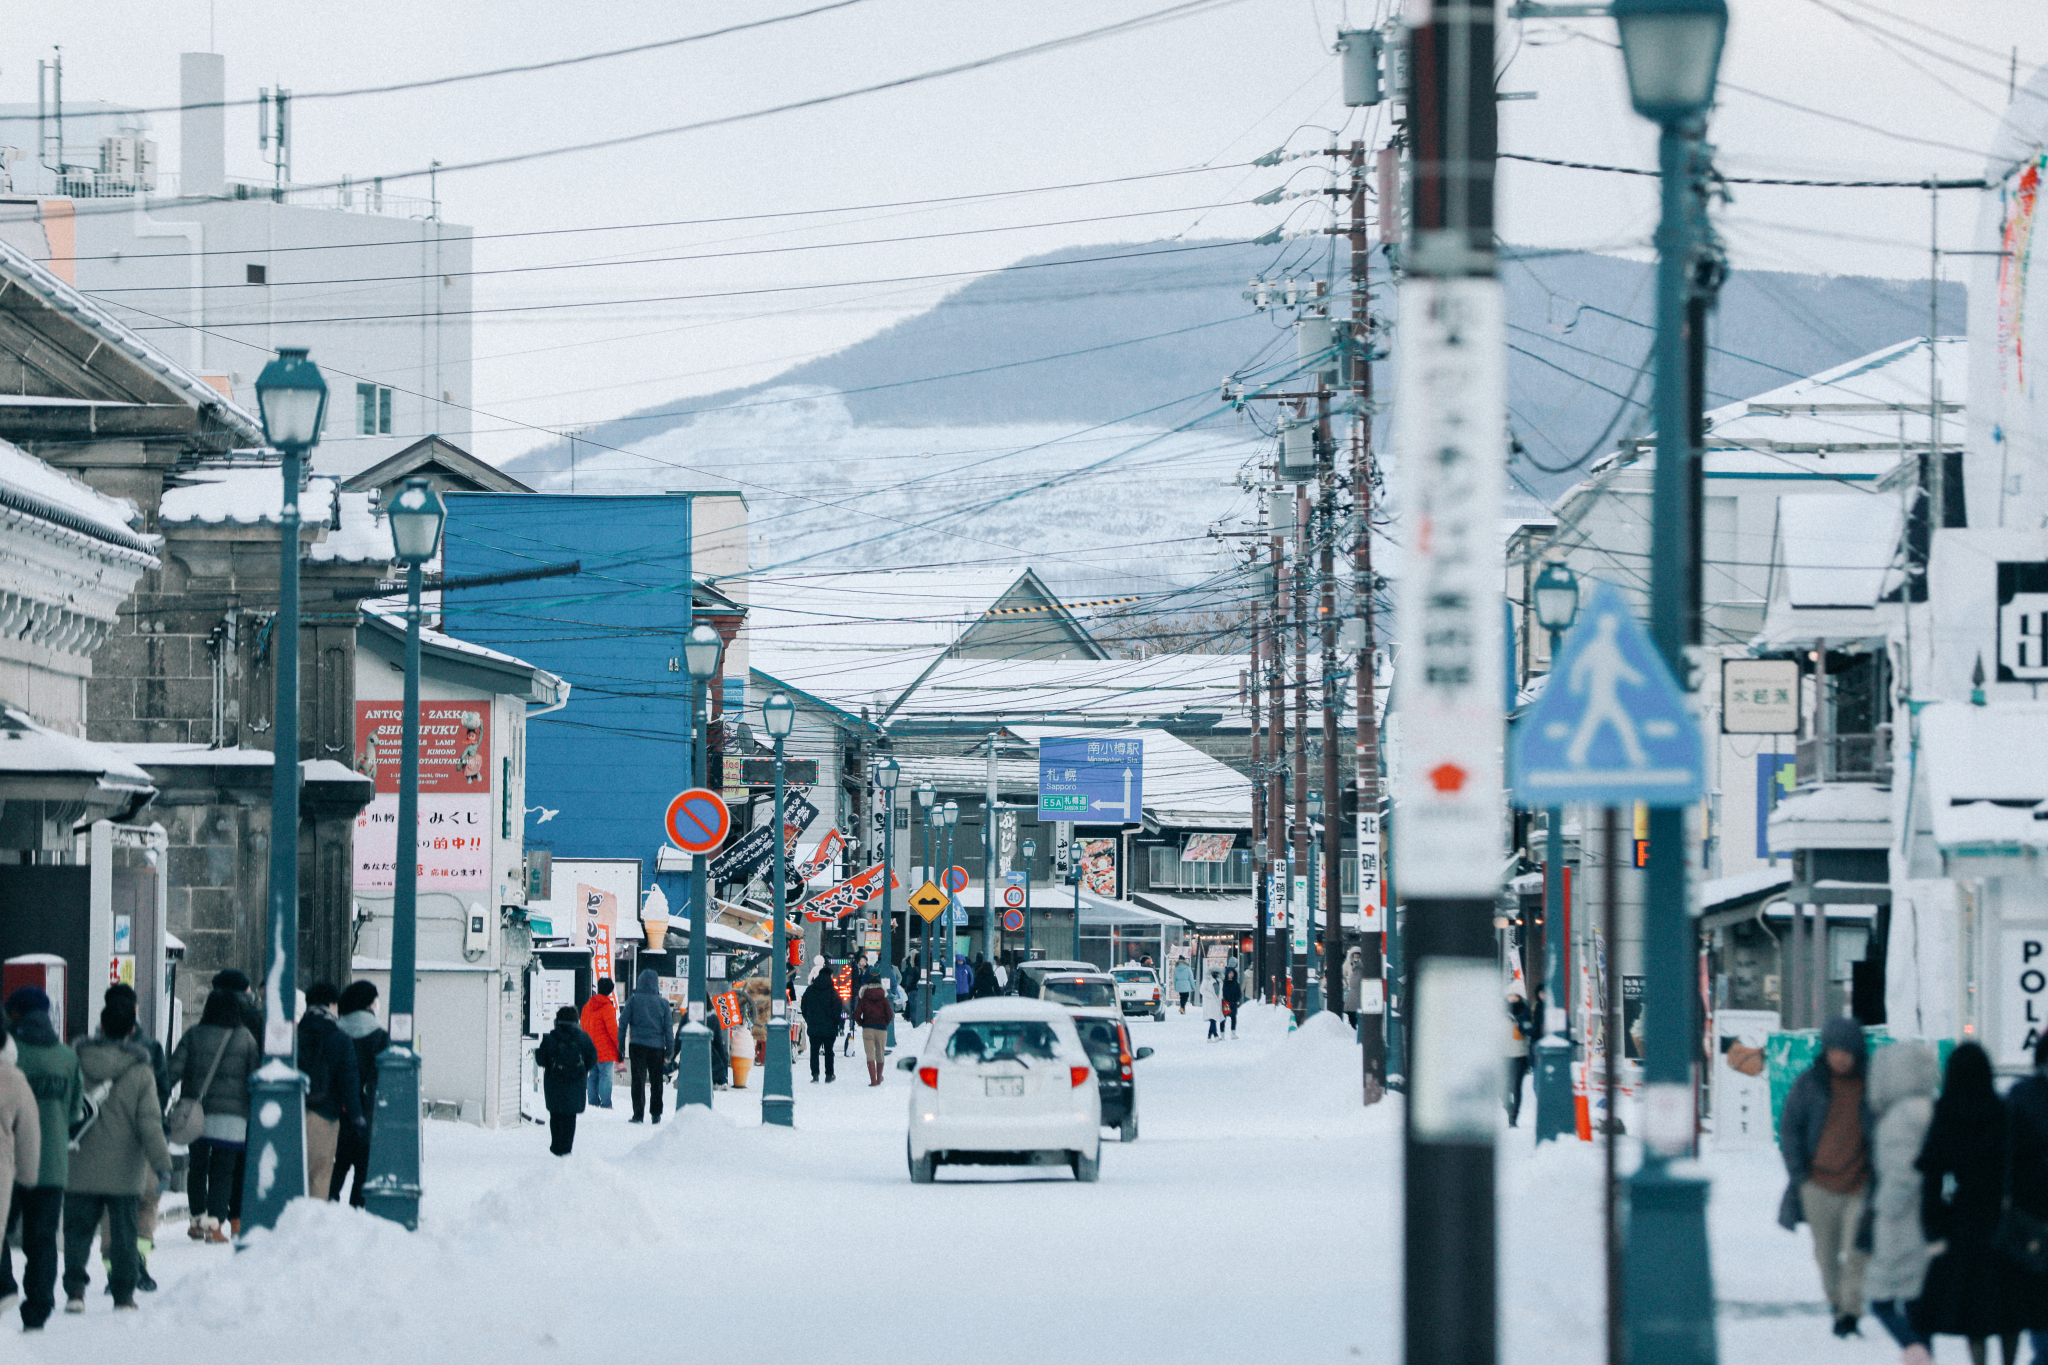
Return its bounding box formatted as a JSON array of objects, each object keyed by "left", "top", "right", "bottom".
[{"left": 900, "top": 997, "right": 1103, "bottom": 1183}]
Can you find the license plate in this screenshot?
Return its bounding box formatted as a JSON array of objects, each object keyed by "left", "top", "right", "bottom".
[{"left": 985, "top": 1076, "right": 1024, "bottom": 1097}]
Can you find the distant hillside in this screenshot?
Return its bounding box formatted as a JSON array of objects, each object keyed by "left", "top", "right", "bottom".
[{"left": 504, "top": 238, "right": 1962, "bottom": 510}]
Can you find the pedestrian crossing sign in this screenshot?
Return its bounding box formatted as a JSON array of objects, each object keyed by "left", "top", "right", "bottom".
[
  {"left": 909, "top": 880, "right": 949, "bottom": 923},
  {"left": 1510, "top": 580, "right": 1703, "bottom": 808}
]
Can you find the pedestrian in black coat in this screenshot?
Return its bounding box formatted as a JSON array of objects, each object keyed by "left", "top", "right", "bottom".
[
  {"left": 297, "top": 983, "right": 362, "bottom": 1206},
  {"left": 534, "top": 1008, "right": 598, "bottom": 1156},
  {"left": 1915, "top": 1042, "right": 2025, "bottom": 1362},
  {"left": 800, "top": 974, "right": 842, "bottom": 1083},
  {"left": 1220, "top": 967, "right": 1242, "bottom": 1036},
  {"left": 330, "top": 980, "right": 388, "bottom": 1204},
  {"left": 2005, "top": 1033, "right": 2048, "bottom": 1356}
]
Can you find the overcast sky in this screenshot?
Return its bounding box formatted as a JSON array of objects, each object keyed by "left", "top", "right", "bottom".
[{"left": 12, "top": 0, "right": 2047, "bottom": 462}]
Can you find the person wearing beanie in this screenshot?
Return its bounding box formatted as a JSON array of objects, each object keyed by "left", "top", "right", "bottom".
[
  {"left": 296, "top": 983, "right": 362, "bottom": 1205},
  {"left": 533, "top": 1005, "right": 597, "bottom": 1156},
  {"left": 579, "top": 978, "right": 620, "bottom": 1111},
  {"left": 330, "top": 981, "right": 387, "bottom": 1205},
  {"left": 167, "top": 989, "right": 259, "bottom": 1240},
  {"left": 0, "top": 986, "right": 77, "bottom": 1330},
  {"left": 209, "top": 968, "right": 263, "bottom": 1231},
  {"left": 63, "top": 998, "right": 170, "bottom": 1314},
  {"left": 93, "top": 985, "right": 169, "bottom": 1293},
  {"left": 1778, "top": 1014, "right": 1872, "bottom": 1339}
]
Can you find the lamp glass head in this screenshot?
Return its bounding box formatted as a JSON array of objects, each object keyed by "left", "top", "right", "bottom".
[
  {"left": 682, "top": 622, "right": 724, "bottom": 681},
  {"left": 1612, "top": 0, "right": 1728, "bottom": 123},
  {"left": 762, "top": 691, "right": 796, "bottom": 739},
  {"left": 1532, "top": 560, "right": 1582, "bottom": 635},
  {"left": 877, "top": 756, "right": 900, "bottom": 790},
  {"left": 254, "top": 346, "right": 328, "bottom": 449},
  {"left": 916, "top": 781, "right": 935, "bottom": 808},
  {"left": 1021, "top": 839, "right": 1036, "bottom": 860},
  {"left": 941, "top": 800, "right": 958, "bottom": 827},
  {"left": 387, "top": 477, "right": 446, "bottom": 564}
]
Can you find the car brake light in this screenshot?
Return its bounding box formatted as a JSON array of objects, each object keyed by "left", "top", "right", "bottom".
[
  {"left": 1070, "top": 1065, "right": 1091, "bottom": 1088},
  {"left": 918, "top": 1066, "right": 938, "bottom": 1089}
]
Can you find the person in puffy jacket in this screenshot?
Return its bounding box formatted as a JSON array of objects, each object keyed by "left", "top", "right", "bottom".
[
  {"left": 1915, "top": 1042, "right": 2024, "bottom": 1363},
  {"left": 0, "top": 1025, "right": 39, "bottom": 1256},
  {"left": 580, "top": 978, "right": 620, "bottom": 1110},
  {"left": 1777, "top": 1015, "right": 1871, "bottom": 1338},
  {"left": 331, "top": 981, "right": 388, "bottom": 1205},
  {"left": 800, "top": 972, "right": 842, "bottom": 1083},
  {"left": 1173, "top": 957, "right": 1195, "bottom": 1014},
  {"left": 622, "top": 969, "right": 673, "bottom": 1124},
  {"left": 853, "top": 978, "right": 892, "bottom": 1086},
  {"left": 1220, "top": 967, "right": 1242, "bottom": 1037},
  {"left": 64, "top": 998, "right": 169, "bottom": 1312},
  {"left": 533, "top": 1007, "right": 597, "bottom": 1156},
  {"left": 1863, "top": 1041, "right": 1939, "bottom": 1362},
  {"left": 297, "top": 983, "right": 362, "bottom": 1206},
  {"left": 1203, "top": 971, "right": 1226, "bottom": 1041},
  {"left": 2005, "top": 1032, "right": 2048, "bottom": 1363},
  {"left": 0, "top": 987, "right": 77, "bottom": 1329},
  {"left": 167, "top": 989, "right": 259, "bottom": 1241}
]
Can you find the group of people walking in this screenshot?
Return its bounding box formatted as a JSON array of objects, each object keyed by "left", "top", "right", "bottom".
[
  {"left": 0, "top": 968, "right": 386, "bottom": 1330},
  {"left": 1782, "top": 1017, "right": 2048, "bottom": 1363}
]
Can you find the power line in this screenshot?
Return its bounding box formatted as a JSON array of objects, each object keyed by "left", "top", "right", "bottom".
[{"left": 1499, "top": 151, "right": 1985, "bottom": 189}]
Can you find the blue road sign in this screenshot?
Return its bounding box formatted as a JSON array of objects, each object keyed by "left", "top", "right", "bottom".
[
  {"left": 1038, "top": 736, "right": 1144, "bottom": 820},
  {"left": 1510, "top": 581, "right": 1703, "bottom": 808}
]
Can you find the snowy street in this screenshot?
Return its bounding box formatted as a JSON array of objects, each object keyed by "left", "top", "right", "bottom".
[{"left": 26, "top": 1004, "right": 1902, "bottom": 1364}]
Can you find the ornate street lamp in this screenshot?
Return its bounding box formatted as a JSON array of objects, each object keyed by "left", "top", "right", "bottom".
[
  {"left": 936, "top": 800, "right": 959, "bottom": 1008},
  {"left": 240, "top": 347, "right": 327, "bottom": 1237},
  {"left": 875, "top": 756, "right": 900, "bottom": 1039},
  {"left": 1531, "top": 555, "right": 1583, "bottom": 1149},
  {"left": 362, "top": 477, "right": 443, "bottom": 1229}
]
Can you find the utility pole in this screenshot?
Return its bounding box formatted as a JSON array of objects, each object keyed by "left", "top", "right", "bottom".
[
  {"left": 1269, "top": 511, "right": 1289, "bottom": 1004},
  {"left": 985, "top": 730, "right": 999, "bottom": 965},
  {"left": 1395, "top": 0, "right": 1503, "bottom": 1360},
  {"left": 1320, "top": 368, "right": 1343, "bottom": 1015},
  {"left": 1250, "top": 560, "right": 1268, "bottom": 998},
  {"left": 1292, "top": 481, "right": 1312, "bottom": 1021}
]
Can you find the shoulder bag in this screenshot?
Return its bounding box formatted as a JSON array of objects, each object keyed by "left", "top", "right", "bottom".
[{"left": 165, "top": 1032, "right": 231, "bottom": 1146}]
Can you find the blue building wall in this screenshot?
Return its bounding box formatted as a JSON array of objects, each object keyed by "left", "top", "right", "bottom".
[{"left": 440, "top": 493, "right": 694, "bottom": 871}]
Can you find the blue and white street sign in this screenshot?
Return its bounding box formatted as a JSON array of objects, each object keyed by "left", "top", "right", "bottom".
[
  {"left": 1510, "top": 581, "right": 1703, "bottom": 808},
  {"left": 1038, "top": 736, "right": 1143, "bottom": 820}
]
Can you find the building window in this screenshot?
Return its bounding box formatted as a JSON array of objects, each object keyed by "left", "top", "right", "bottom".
[
  {"left": 1147, "top": 845, "right": 1177, "bottom": 890},
  {"left": 246, "top": 263, "right": 267, "bottom": 284},
  {"left": 357, "top": 383, "right": 392, "bottom": 435}
]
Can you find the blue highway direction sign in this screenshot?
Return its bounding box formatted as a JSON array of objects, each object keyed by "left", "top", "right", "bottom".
[
  {"left": 1510, "top": 581, "right": 1703, "bottom": 808},
  {"left": 1038, "top": 736, "right": 1143, "bottom": 820}
]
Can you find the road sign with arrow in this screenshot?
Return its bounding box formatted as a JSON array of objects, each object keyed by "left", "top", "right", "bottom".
[
  {"left": 1037, "top": 736, "right": 1143, "bottom": 820},
  {"left": 909, "top": 880, "right": 949, "bottom": 923}
]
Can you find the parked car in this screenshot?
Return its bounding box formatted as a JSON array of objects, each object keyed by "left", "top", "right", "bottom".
[
  {"left": 898, "top": 998, "right": 1102, "bottom": 1183},
  {"left": 1033, "top": 970, "right": 1120, "bottom": 1012},
  {"left": 1069, "top": 1008, "right": 1153, "bottom": 1142},
  {"left": 1011, "top": 960, "right": 1097, "bottom": 999},
  {"left": 1112, "top": 966, "right": 1165, "bottom": 1019}
]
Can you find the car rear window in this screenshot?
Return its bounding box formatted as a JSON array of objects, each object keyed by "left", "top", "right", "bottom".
[
  {"left": 1072, "top": 1016, "right": 1123, "bottom": 1068},
  {"left": 1041, "top": 977, "right": 1117, "bottom": 1008},
  {"left": 1113, "top": 969, "right": 1155, "bottom": 984},
  {"left": 945, "top": 1020, "right": 1061, "bottom": 1063}
]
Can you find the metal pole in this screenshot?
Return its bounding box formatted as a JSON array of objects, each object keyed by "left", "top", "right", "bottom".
[
  {"left": 985, "top": 732, "right": 999, "bottom": 964},
  {"left": 364, "top": 560, "right": 425, "bottom": 1226},
  {"left": 1623, "top": 119, "right": 1718, "bottom": 1365},
  {"left": 676, "top": 673, "right": 713, "bottom": 1108},
  {"left": 920, "top": 808, "right": 933, "bottom": 1024},
  {"left": 1534, "top": 795, "right": 1573, "bottom": 1143},
  {"left": 242, "top": 440, "right": 309, "bottom": 1235},
  {"left": 763, "top": 731, "right": 793, "bottom": 1126},
  {"left": 1605, "top": 806, "right": 1622, "bottom": 1365},
  {"left": 938, "top": 821, "right": 957, "bottom": 1007},
  {"left": 880, "top": 782, "right": 897, "bottom": 1047}
]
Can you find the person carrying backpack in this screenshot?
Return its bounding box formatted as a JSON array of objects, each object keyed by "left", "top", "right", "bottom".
[
  {"left": 534, "top": 1007, "right": 597, "bottom": 1156},
  {"left": 64, "top": 997, "right": 169, "bottom": 1313},
  {"left": 854, "top": 977, "right": 893, "bottom": 1086}
]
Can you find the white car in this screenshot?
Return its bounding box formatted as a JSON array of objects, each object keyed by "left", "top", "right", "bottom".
[
  {"left": 900, "top": 997, "right": 1102, "bottom": 1183},
  {"left": 1112, "top": 966, "right": 1165, "bottom": 1019}
]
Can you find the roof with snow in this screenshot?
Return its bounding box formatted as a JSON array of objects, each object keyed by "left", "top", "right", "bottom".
[
  {"left": 0, "top": 439, "right": 157, "bottom": 557},
  {"left": 1700, "top": 337, "right": 1965, "bottom": 456},
  {"left": 1922, "top": 700, "right": 2048, "bottom": 850},
  {"left": 157, "top": 467, "right": 397, "bottom": 566}
]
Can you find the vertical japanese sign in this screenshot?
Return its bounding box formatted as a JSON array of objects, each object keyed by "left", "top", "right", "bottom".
[
  {"left": 1392, "top": 277, "right": 1505, "bottom": 896},
  {"left": 1356, "top": 809, "right": 1382, "bottom": 932},
  {"left": 352, "top": 701, "right": 493, "bottom": 891}
]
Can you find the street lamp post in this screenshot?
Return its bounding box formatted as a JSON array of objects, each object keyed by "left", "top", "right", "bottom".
[
  {"left": 1020, "top": 837, "right": 1036, "bottom": 964},
  {"left": 876, "top": 757, "right": 900, "bottom": 1043},
  {"left": 363, "top": 477, "right": 445, "bottom": 1229},
  {"left": 676, "top": 622, "right": 724, "bottom": 1109},
  {"left": 761, "top": 692, "right": 797, "bottom": 1126},
  {"left": 936, "top": 801, "right": 959, "bottom": 1007},
  {"left": 1531, "top": 559, "right": 1581, "bottom": 1146},
  {"left": 240, "top": 347, "right": 327, "bottom": 1236},
  {"left": 916, "top": 781, "right": 935, "bottom": 1023},
  {"left": 1613, "top": 2, "right": 1727, "bottom": 1361}
]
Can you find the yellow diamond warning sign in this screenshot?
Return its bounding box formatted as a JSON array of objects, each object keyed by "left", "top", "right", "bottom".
[{"left": 909, "top": 880, "right": 949, "bottom": 923}]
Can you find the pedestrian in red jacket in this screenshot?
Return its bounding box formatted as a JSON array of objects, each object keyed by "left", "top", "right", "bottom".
[{"left": 579, "top": 980, "right": 620, "bottom": 1110}]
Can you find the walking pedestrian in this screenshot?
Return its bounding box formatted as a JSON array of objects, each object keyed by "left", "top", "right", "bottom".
[
  {"left": 954, "top": 954, "right": 972, "bottom": 1000},
  {"left": 208, "top": 968, "right": 261, "bottom": 1231},
  {"left": 94, "top": 984, "right": 167, "bottom": 1290},
  {"left": 1777, "top": 1015, "right": 1872, "bottom": 1338},
  {"left": 1172, "top": 957, "right": 1194, "bottom": 1014},
  {"left": 0, "top": 987, "right": 76, "bottom": 1330},
  {"left": 854, "top": 975, "right": 892, "bottom": 1085},
  {"left": 1220, "top": 966, "right": 1242, "bottom": 1037},
  {"left": 970, "top": 954, "right": 1000, "bottom": 1000},
  {"left": 2003, "top": 1033, "right": 2048, "bottom": 1364},
  {"left": 1863, "top": 1041, "right": 1940, "bottom": 1363},
  {"left": 331, "top": 981, "right": 387, "bottom": 1205},
  {"left": 533, "top": 1006, "right": 598, "bottom": 1156},
  {"left": 1503, "top": 992, "right": 1534, "bottom": 1128},
  {"left": 579, "top": 978, "right": 619, "bottom": 1111},
  {"left": 166, "top": 989, "right": 258, "bottom": 1241},
  {"left": 1202, "top": 971, "right": 1225, "bottom": 1040},
  {"left": 622, "top": 969, "right": 672, "bottom": 1124},
  {"left": 0, "top": 1023, "right": 39, "bottom": 1266},
  {"left": 1342, "top": 948, "right": 1364, "bottom": 1025},
  {"left": 1915, "top": 1042, "right": 2025, "bottom": 1365},
  {"left": 63, "top": 996, "right": 169, "bottom": 1314},
  {"left": 296, "top": 983, "right": 363, "bottom": 1205},
  {"left": 801, "top": 970, "right": 842, "bottom": 1083}
]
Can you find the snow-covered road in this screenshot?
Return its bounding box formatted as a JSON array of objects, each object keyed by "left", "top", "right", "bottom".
[{"left": 27, "top": 1005, "right": 1901, "bottom": 1363}]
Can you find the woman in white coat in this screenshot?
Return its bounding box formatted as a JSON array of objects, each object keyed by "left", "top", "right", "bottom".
[
  {"left": 1202, "top": 972, "right": 1226, "bottom": 1041},
  {"left": 1865, "top": 1041, "right": 1941, "bottom": 1364}
]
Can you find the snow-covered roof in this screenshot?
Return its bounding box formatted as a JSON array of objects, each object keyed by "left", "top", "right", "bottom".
[
  {"left": 1077, "top": 891, "right": 1185, "bottom": 927},
  {"left": 1702, "top": 337, "right": 1964, "bottom": 455},
  {"left": 1010, "top": 725, "right": 1252, "bottom": 816},
  {"left": 1697, "top": 866, "right": 1793, "bottom": 913},
  {"left": 1130, "top": 891, "right": 1255, "bottom": 928},
  {"left": 747, "top": 566, "right": 1036, "bottom": 659},
  {"left": 0, "top": 440, "right": 156, "bottom": 557},
  {"left": 896, "top": 653, "right": 1251, "bottom": 723},
  {"left": 1776, "top": 492, "right": 1905, "bottom": 608},
  {"left": 1923, "top": 700, "right": 2048, "bottom": 849},
  {"left": 1766, "top": 783, "right": 1892, "bottom": 852},
  {"left": 310, "top": 490, "right": 395, "bottom": 563},
  {"left": 0, "top": 707, "right": 155, "bottom": 809},
  {"left": 160, "top": 467, "right": 340, "bottom": 528}
]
